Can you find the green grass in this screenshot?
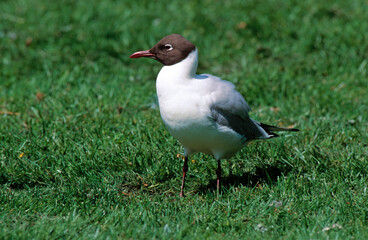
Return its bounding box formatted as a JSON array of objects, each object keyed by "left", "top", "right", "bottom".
[{"left": 1, "top": 0, "right": 367, "bottom": 239}]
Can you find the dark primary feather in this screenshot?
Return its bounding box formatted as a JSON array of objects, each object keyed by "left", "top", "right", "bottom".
[
  {"left": 254, "top": 121, "right": 299, "bottom": 139},
  {"left": 257, "top": 122, "right": 300, "bottom": 132},
  {"left": 211, "top": 106, "right": 300, "bottom": 141}
]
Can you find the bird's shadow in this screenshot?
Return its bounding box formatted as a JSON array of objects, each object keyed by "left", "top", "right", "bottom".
[{"left": 197, "top": 165, "right": 290, "bottom": 194}]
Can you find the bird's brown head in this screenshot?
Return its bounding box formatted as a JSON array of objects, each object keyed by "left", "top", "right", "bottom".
[{"left": 130, "top": 34, "right": 196, "bottom": 66}]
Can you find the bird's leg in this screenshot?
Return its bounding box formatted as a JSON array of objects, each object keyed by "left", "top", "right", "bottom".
[
  {"left": 216, "top": 159, "right": 221, "bottom": 194},
  {"left": 179, "top": 156, "right": 189, "bottom": 197}
]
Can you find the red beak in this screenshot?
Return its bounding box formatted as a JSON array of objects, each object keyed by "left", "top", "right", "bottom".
[{"left": 129, "top": 50, "right": 155, "bottom": 58}]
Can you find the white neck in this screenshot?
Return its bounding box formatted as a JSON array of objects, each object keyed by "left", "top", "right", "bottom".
[{"left": 157, "top": 49, "right": 198, "bottom": 81}]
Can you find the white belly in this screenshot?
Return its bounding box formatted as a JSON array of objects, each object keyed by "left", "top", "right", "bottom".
[{"left": 159, "top": 95, "right": 244, "bottom": 159}]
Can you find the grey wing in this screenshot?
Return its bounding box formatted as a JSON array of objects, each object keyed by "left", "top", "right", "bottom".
[
  {"left": 211, "top": 106, "right": 270, "bottom": 140},
  {"left": 209, "top": 92, "right": 270, "bottom": 140}
]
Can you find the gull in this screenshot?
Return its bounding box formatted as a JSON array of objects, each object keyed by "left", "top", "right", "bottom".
[{"left": 130, "top": 34, "right": 299, "bottom": 197}]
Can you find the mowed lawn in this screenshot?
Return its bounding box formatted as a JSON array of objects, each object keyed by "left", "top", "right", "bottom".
[{"left": 1, "top": 0, "right": 367, "bottom": 239}]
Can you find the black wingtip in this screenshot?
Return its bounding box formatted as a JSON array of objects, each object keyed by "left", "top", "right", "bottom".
[{"left": 291, "top": 128, "right": 300, "bottom": 132}]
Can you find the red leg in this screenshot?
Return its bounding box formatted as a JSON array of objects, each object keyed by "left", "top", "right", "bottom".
[
  {"left": 216, "top": 159, "right": 221, "bottom": 192},
  {"left": 179, "top": 156, "right": 188, "bottom": 197}
]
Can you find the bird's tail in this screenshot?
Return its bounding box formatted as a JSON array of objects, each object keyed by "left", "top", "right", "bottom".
[{"left": 256, "top": 121, "right": 300, "bottom": 138}]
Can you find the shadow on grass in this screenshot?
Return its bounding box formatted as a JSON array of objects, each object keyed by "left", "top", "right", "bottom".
[
  {"left": 0, "top": 175, "right": 50, "bottom": 190},
  {"left": 198, "top": 165, "right": 290, "bottom": 194}
]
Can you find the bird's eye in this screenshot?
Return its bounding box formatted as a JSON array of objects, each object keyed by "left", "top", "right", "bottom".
[{"left": 164, "top": 44, "right": 173, "bottom": 51}]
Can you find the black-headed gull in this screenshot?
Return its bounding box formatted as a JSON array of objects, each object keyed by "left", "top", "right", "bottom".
[{"left": 130, "top": 34, "right": 299, "bottom": 197}]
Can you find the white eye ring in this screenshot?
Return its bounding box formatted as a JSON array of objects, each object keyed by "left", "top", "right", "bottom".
[{"left": 164, "top": 44, "right": 173, "bottom": 51}]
